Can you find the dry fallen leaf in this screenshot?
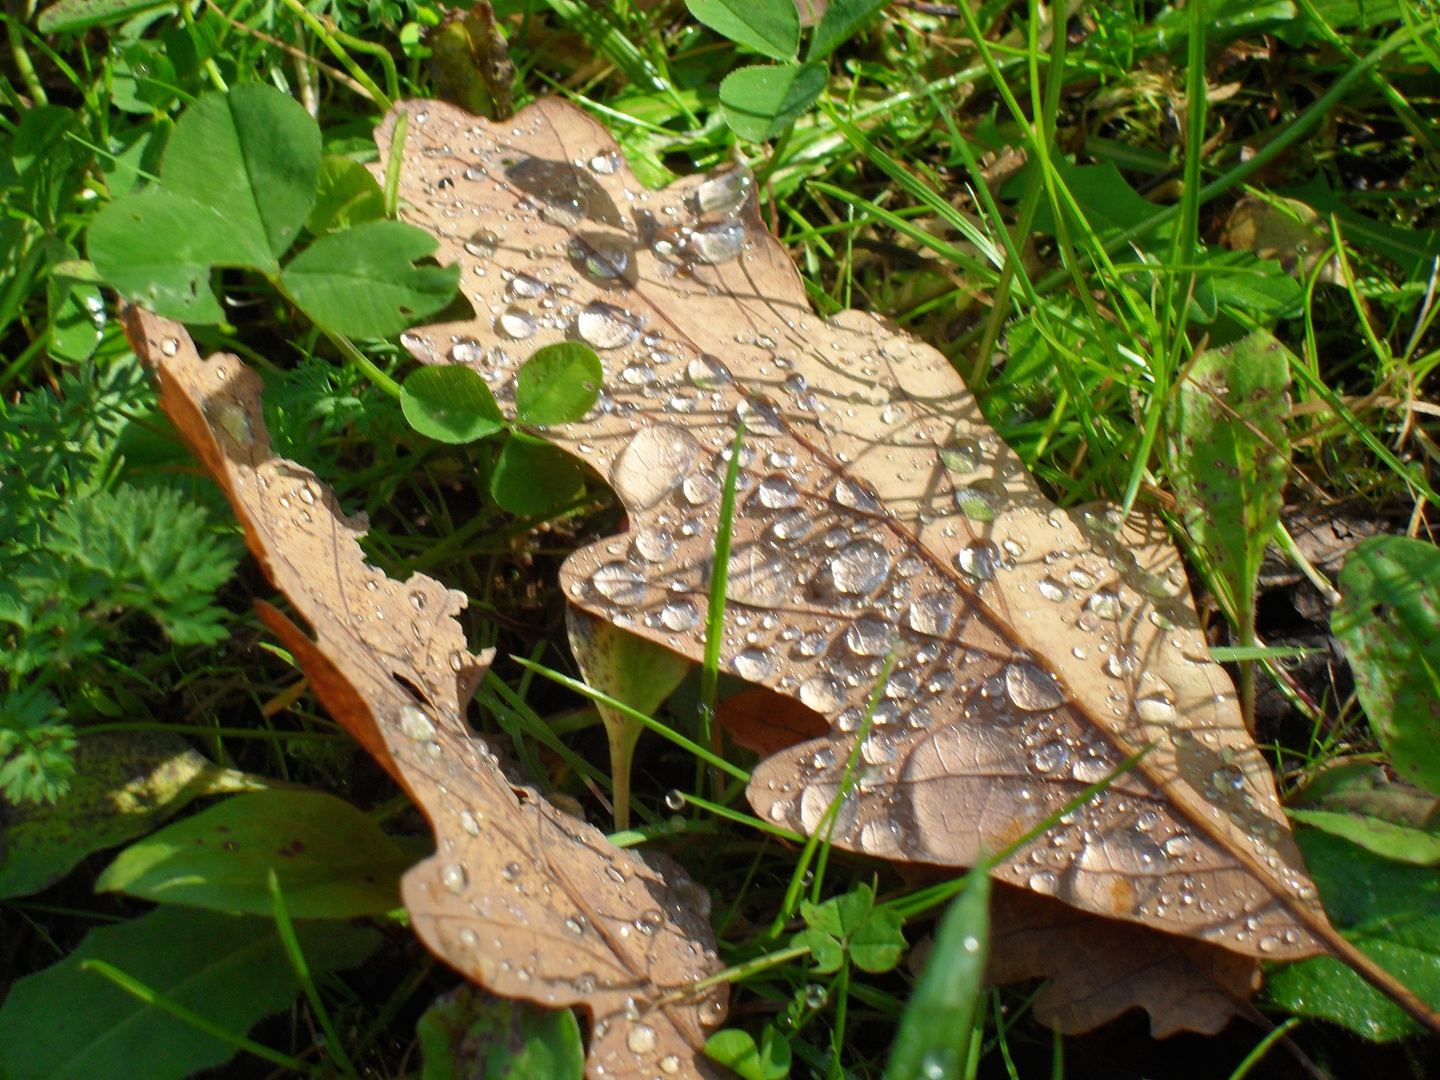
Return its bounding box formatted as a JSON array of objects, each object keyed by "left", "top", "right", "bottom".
[
  {"left": 719, "top": 688, "right": 830, "bottom": 760},
  {"left": 984, "top": 882, "right": 1261, "bottom": 1037},
  {"left": 763, "top": 685, "right": 1264, "bottom": 1036},
  {"left": 381, "top": 97, "right": 1439, "bottom": 1030},
  {"left": 121, "top": 305, "right": 729, "bottom": 1080}
]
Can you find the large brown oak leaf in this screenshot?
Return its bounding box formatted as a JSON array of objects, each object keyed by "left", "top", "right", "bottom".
[
  {"left": 380, "top": 96, "right": 1435, "bottom": 1031},
  {"left": 122, "top": 306, "right": 729, "bottom": 1080}
]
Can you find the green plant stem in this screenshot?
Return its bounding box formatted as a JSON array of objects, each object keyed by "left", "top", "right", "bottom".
[
  {"left": 80, "top": 960, "right": 327, "bottom": 1079},
  {"left": 330, "top": 26, "right": 399, "bottom": 104},
  {"left": 699, "top": 419, "right": 745, "bottom": 800},
  {"left": 276, "top": 0, "right": 393, "bottom": 111},
  {"left": 179, "top": 0, "right": 229, "bottom": 92},
  {"left": 322, "top": 328, "right": 402, "bottom": 399},
  {"left": 651, "top": 945, "right": 810, "bottom": 1009},
  {"left": 267, "top": 872, "right": 359, "bottom": 1080},
  {"left": 605, "top": 713, "right": 640, "bottom": 832},
  {"left": 754, "top": 124, "right": 794, "bottom": 188},
  {"left": 6, "top": 17, "right": 46, "bottom": 104},
  {"left": 1226, "top": 1018, "right": 1302, "bottom": 1080},
  {"left": 384, "top": 110, "right": 410, "bottom": 218}
]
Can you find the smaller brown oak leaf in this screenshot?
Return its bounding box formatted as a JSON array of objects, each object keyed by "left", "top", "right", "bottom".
[{"left": 121, "top": 306, "right": 730, "bottom": 1080}]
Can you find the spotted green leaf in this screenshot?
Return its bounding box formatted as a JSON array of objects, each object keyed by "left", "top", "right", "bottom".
[
  {"left": 1265, "top": 829, "right": 1440, "bottom": 1041},
  {"left": 1165, "top": 329, "right": 1292, "bottom": 719},
  {"left": 0, "top": 732, "right": 261, "bottom": 901},
  {"left": 0, "top": 905, "right": 379, "bottom": 1080},
  {"left": 418, "top": 985, "right": 584, "bottom": 1080},
  {"left": 1333, "top": 537, "right": 1440, "bottom": 795},
  {"left": 96, "top": 789, "right": 413, "bottom": 918}
]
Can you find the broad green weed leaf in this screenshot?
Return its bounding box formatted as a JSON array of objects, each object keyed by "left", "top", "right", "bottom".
[
  {"left": 703, "top": 1027, "right": 791, "bottom": 1080},
  {"left": 686, "top": 0, "right": 800, "bottom": 60},
  {"left": 36, "top": 0, "right": 168, "bottom": 33},
  {"left": 1289, "top": 809, "right": 1440, "bottom": 866},
  {"left": 808, "top": 0, "right": 889, "bottom": 60},
  {"left": 1293, "top": 761, "right": 1440, "bottom": 829},
  {"left": 515, "top": 341, "right": 604, "bottom": 426},
  {"left": 402, "top": 364, "right": 506, "bottom": 443},
  {"left": 96, "top": 789, "right": 413, "bottom": 917},
  {"left": 1165, "top": 330, "right": 1292, "bottom": 722},
  {"left": 884, "top": 867, "right": 989, "bottom": 1080},
  {"left": 307, "top": 155, "right": 387, "bottom": 235},
  {"left": 1333, "top": 537, "right": 1440, "bottom": 795},
  {"left": 417, "top": 985, "right": 584, "bottom": 1080},
  {"left": 489, "top": 431, "right": 586, "bottom": 516},
  {"left": 1265, "top": 829, "right": 1440, "bottom": 1041},
  {"left": 161, "top": 84, "right": 320, "bottom": 259},
  {"left": 850, "top": 907, "right": 907, "bottom": 973},
  {"left": 46, "top": 239, "right": 104, "bottom": 362},
  {"left": 88, "top": 187, "right": 273, "bottom": 322},
  {"left": 0, "top": 905, "right": 379, "bottom": 1080},
  {"left": 1282, "top": 175, "right": 1440, "bottom": 275},
  {"left": 1023, "top": 159, "right": 1172, "bottom": 248},
  {"left": 719, "top": 63, "right": 828, "bottom": 142},
  {"left": 281, "top": 219, "right": 460, "bottom": 338},
  {"left": 1206, "top": 251, "right": 1305, "bottom": 319},
  {"left": 0, "top": 732, "right": 260, "bottom": 900}
]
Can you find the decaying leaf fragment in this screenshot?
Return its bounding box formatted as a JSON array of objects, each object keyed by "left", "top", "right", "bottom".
[
  {"left": 763, "top": 685, "right": 1263, "bottom": 1035},
  {"left": 985, "top": 883, "right": 1262, "bottom": 1037},
  {"left": 381, "top": 98, "right": 1440, "bottom": 1030},
  {"left": 121, "top": 307, "right": 728, "bottom": 1080}
]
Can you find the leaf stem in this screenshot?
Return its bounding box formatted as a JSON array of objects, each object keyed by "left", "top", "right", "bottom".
[{"left": 322, "top": 328, "right": 402, "bottom": 399}]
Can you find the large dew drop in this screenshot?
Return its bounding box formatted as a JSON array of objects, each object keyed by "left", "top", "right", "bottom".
[
  {"left": 756, "top": 475, "right": 799, "bottom": 509},
  {"left": 499, "top": 308, "right": 537, "bottom": 339},
  {"left": 819, "top": 540, "right": 891, "bottom": 596},
  {"left": 611, "top": 424, "right": 700, "bottom": 509},
  {"left": 1004, "top": 661, "right": 1067, "bottom": 711},
  {"left": 906, "top": 593, "right": 953, "bottom": 637},
  {"left": 845, "top": 615, "right": 892, "bottom": 656},
  {"left": 592, "top": 563, "right": 647, "bottom": 606},
  {"left": 690, "top": 222, "right": 745, "bottom": 264},
  {"left": 577, "top": 302, "right": 639, "bottom": 349},
  {"left": 724, "top": 544, "right": 795, "bottom": 609},
  {"left": 695, "top": 170, "right": 752, "bottom": 215},
  {"left": 464, "top": 228, "right": 498, "bottom": 258},
  {"left": 799, "top": 674, "right": 844, "bottom": 713}
]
